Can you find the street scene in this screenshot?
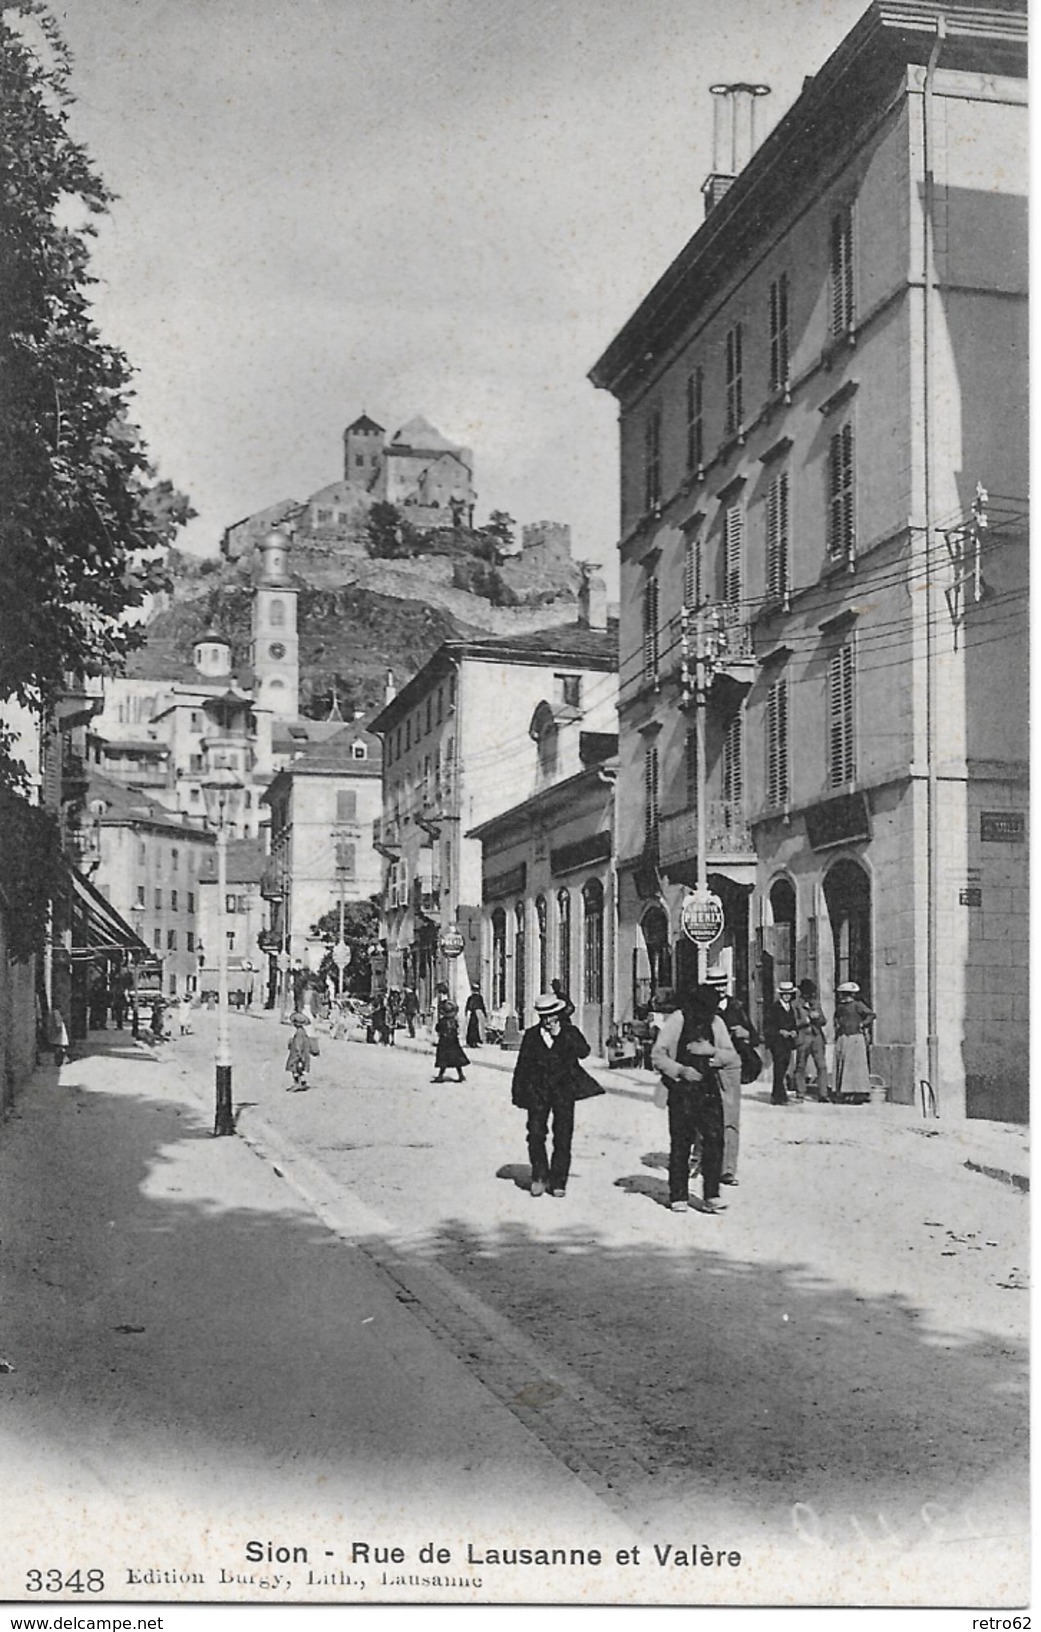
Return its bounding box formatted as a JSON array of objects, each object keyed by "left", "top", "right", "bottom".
[{"left": 0, "top": 0, "right": 1029, "bottom": 1617}]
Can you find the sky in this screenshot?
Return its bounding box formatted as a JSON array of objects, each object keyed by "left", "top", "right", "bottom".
[{"left": 50, "top": 0, "right": 869, "bottom": 587}]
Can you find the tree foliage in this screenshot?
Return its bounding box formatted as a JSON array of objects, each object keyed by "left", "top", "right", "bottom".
[
  {"left": 365, "top": 500, "right": 422, "bottom": 561},
  {"left": 310, "top": 897, "right": 381, "bottom": 994},
  {"left": 0, "top": 2, "right": 194, "bottom": 726}
]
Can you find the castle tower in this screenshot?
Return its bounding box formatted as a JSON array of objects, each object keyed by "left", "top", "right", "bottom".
[
  {"left": 251, "top": 530, "right": 299, "bottom": 719},
  {"left": 343, "top": 412, "right": 385, "bottom": 487}
]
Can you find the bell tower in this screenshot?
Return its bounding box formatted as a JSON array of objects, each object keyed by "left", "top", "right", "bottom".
[{"left": 251, "top": 530, "right": 299, "bottom": 719}]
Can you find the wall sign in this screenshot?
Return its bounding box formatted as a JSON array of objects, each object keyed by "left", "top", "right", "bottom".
[{"left": 980, "top": 811, "right": 1025, "bottom": 844}]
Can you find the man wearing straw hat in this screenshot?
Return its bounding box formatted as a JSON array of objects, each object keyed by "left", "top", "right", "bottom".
[{"left": 510, "top": 992, "right": 603, "bottom": 1199}]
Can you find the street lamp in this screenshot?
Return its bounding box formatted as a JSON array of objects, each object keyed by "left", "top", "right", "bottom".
[{"left": 202, "top": 767, "right": 242, "bottom": 1137}]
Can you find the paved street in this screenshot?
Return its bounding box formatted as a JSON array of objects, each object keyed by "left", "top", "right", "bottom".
[{"left": 0, "top": 1012, "right": 1029, "bottom": 1607}]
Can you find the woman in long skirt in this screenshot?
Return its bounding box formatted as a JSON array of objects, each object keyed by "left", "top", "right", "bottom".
[
  {"left": 832, "top": 982, "right": 875, "bottom": 1097},
  {"left": 433, "top": 999, "right": 469, "bottom": 1083}
]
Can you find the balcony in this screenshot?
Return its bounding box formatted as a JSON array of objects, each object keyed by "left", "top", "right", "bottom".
[
  {"left": 657, "top": 801, "right": 754, "bottom": 868},
  {"left": 260, "top": 871, "right": 284, "bottom": 901},
  {"left": 372, "top": 815, "right": 401, "bottom": 857}
]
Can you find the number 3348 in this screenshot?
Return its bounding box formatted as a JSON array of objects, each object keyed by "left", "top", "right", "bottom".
[{"left": 26, "top": 1569, "right": 104, "bottom": 1593}]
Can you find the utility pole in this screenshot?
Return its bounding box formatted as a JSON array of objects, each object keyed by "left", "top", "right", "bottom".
[{"left": 680, "top": 603, "right": 726, "bottom": 977}]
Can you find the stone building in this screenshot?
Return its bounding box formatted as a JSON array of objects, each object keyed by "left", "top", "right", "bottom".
[
  {"left": 589, "top": 1, "right": 1028, "bottom": 1118},
  {"left": 369, "top": 573, "right": 617, "bottom": 1021}
]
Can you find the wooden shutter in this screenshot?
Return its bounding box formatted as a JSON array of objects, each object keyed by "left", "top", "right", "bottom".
[
  {"left": 724, "top": 504, "right": 743, "bottom": 606},
  {"left": 724, "top": 715, "right": 743, "bottom": 805},
  {"left": 828, "top": 643, "right": 856, "bottom": 787},
  {"left": 767, "top": 678, "right": 789, "bottom": 807},
  {"left": 769, "top": 274, "right": 789, "bottom": 392},
  {"left": 829, "top": 424, "right": 854, "bottom": 557},
  {"left": 767, "top": 470, "right": 790, "bottom": 602},
  {"left": 644, "top": 746, "right": 660, "bottom": 841},
  {"left": 643, "top": 577, "right": 659, "bottom": 677},
  {"left": 336, "top": 789, "right": 357, "bottom": 821},
  {"left": 830, "top": 207, "right": 854, "bottom": 335},
  {"left": 683, "top": 534, "right": 701, "bottom": 610},
  {"left": 726, "top": 324, "right": 743, "bottom": 434},
  {"left": 686, "top": 367, "right": 703, "bottom": 472}
]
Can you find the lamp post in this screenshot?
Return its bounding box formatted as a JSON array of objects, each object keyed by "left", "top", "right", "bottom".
[{"left": 202, "top": 769, "right": 242, "bottom": 1137}]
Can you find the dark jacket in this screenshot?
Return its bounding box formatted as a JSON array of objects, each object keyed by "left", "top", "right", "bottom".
[
  {"left": 764, "top": 998, "right": 799, "bottom": 1049},
  {"left": 510, "top": 1021, "right": 604, "bottom": 1110}
]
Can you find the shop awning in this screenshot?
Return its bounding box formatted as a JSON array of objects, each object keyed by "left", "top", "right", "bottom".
[{"left": 67, "top": 867, "right": 150, "bottom": 961}]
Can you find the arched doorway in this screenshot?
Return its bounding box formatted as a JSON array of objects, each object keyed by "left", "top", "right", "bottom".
[
  {"left": 582, "top": 878, "right": 605, "bottom": 1048},
  {"left": 635, "top": 903, "right": 672, "bottom": 1010},
  {"left": 763, "top": 876, "right": 797, "bottom": 1006},
  {"left": 823, "top": 858, "right": 872, "bottom": 1001}
]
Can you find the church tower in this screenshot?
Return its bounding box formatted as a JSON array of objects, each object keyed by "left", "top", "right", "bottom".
[
  {"left": 343, "top": 412, "right": 385, "bottom": 487},
  {"left": 251, "top": 530, "right": 299, "bottom": 719}
]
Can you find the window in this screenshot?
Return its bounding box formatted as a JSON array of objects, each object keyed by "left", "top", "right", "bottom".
[
  {"left": 685, "top": 727, "right": 698, "bottom": 810},
  {"left": 642, "top": 577, "right": 660, "bottom": 679},
  {"left": 725, "top": 323, "right": 743, "bottom": 436},
  {"left": 514, "top": 901, "right": 526, "bottom": 1022},
  {"left": 557, "top": 674, "right": 581, "bottom": 708},
  {"left": 395, "top": 727, "right": 402, "bottom": 761},
  {"left": 355, "top": 453, "right": 364, "bottom": 467},
  {"left": 226, "top": 932, "right": 236, "bottom": 950},
  {"left": 766, "top": 677, "right": 790, "bottom": 807},
  {"left": 436, "top": 688, "right": 443, "bottom": 724},
  {"left": 686, "top": 367, "right": 704, "bottom": 473},
  {"left": 316, "top": 508, "right": 332, "bottom": 524},
  {"left": 225, "top": 893, "right": 238, "bottom": 914},
  {"left": 828, "top": 423, "right": 855, "bottom": 558},
  {"left": 491, "top": 908, "right": 507, "bottom": 1009},
  {"left": 724, "top": 504, "right": 743, "bottom": 607},
  {"left": 683, "top": 531, "right": 701, "bottom": 611},
  {"left": 170, "top": 890, "right": 178, "bottom": 912},
  {"left": 153, "top": 928, "right": 161, "bottom": 950},
  {"left": 188, "top": 892, "right": 195, "bottom": 913},
  {"left": 557, "top": 889, "right": 572, "bottom": 993},
  {"left": 830, "top": 205, "right": 854, "bottom": 336},
  {"left": 766, "top": 470, "right": 790, "bottom": 603},
  {"left": 644, "top": 407, "right": 662, "bottom": 511},
  {"left": 336, "top": 790, "right": 357, "bottom": 821},
  {"left": 351, "top": 742, "right": 366, "bottom": 760},
  {"left": 138, "top": 841, "right": 147, "bottom": 865},
  {"left": 190, "top": 712, "right": 203, "bottom": 730},
  {"left": 723, "top": 714, "right": 743, "bottom": 806},
  {"left": 167, "top": 929, "right": 177, "bottom": 951},
  {"left": 582, "top": 879, "right": 604, "bottom": 1006},
  {"left": 171, "top": 848, "right": 179, "bottom": 872},
  {"left": 644, "top": 745, "right": 660, "bottom": 843},
  {"left": 189, "top": 788, "right": 200, "bottom": 804},
  {"left": 335, "top": 841, "right": 357, "bottom": 878},
  {"left": 136, "top": 885, "right": 146, "bottom": 907},
  {"left": 828, "top": 642, "right": 856, "bottom": 788},
  {"left": 189, "top": 755, "right": 203, "bottom": 773},
  {"left": 535, "top": 896, "right": 548, "bottom": 992},
  {"left": 405, "top": 718, "right": 411, "bottom": 750},
  {"left": 187, "top": 932, "right": 195, "bottom": 953},
  {"left": 425, "top": 696, "right": 432, "bottom": 735},
  {"left": 269, "top": 599, "right": 286, "bottom": 629},
  {"left": 154, "top": 888, "right": 162, "bottom": 910},
  {"left": 769, "top": 273, "right": 790, "bottom": 393}
]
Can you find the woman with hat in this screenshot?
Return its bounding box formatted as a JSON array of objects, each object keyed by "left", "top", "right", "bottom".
[
  {"left": 764, "top": 981, "right": 800, "bottom": 1105},
  {"left": 652, "top": 982, "right": 740, "bottom": 1214},
  {"left": 833, "top": 983, "right": 876, "bottom": 1099},
  {"left": 433, "top": 998, "right": 469, "bottom": 1083},
  {"left": 510, "top": 993, "right": 604, "bottom": 1198}
]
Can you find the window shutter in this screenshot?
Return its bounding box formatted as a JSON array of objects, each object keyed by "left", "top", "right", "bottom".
[
  {"left": 644, "top": 746, "right": 660, "bottom": 841},
  {"left": 683, "top": 534, "right": 701, "bottom": 611},
  {"left": 724, "top": 715, "right": 743, "bottom": 806},
  {"left": 686, "top": 368, "right": 703, "bottom": 472},
  {"left": 769, "top": 275, "right": 789, "bottom": 393},
  {"left": 828, "top": 644, "right": 856, "bottom": 787},
  {"left": 724, "top": 505, "right": 743, "bottom": 606},
  {"left": 767, "top": 470, "right": 790, "bottom": 602},
  {"left": 336, "top": 789, "right": 357, "bottom": 821},
  {"left": 767, "top": 679, "right": 789, "bottom": 807},
  {"left": 829, "top": 425, "right": 854, "bottom": 558},
  {"left": 643, "top": 578, "right": 660, "bottom": 677},
  {"left": 830, "top": 208, "right": 854, "bottom": 335}
]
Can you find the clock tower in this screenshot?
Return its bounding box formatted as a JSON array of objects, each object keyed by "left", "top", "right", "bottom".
[{"left": 251, "top": 530, "right": 299, "bottom": 719}]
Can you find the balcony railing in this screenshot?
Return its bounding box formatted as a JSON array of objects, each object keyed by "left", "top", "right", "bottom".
[
  {"left": 260, "top": 871, "right": 284, "bottom": 901},
  {"left": 657, "top": 800, "right": 754, "bottom": 866},
  {"left": 373, "top": 815, "right": 401, "bottom": 854}
]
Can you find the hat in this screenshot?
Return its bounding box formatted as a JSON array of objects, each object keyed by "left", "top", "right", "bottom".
[
  {"left": 686, "top": 983, "right": 721, "bottom": 1015},
  {"left": 837, "top": 981, "right": 860, "bottom": 995},
  {"left": 534, "top": 993, "right": 567, "bottom": 1019},
  {"left": 704, "top": 970, "right": 729, "bottom": 987},
  {"left": 289, "top": 1010, "right": 311, "bottom": 1026},
  {"left": 777, "top": 981, "right": 797, "bottom": 996},
  {"left": 799, "top": 979, "right": 818, "bottom": 996}
]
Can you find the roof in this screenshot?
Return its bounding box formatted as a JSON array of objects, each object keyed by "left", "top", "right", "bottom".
[
  {"left": 263, "top": 723, "right": 382, "bottom": 801},
  {"left": 346, "top": 412, "right": 384, "bottom": 435},
  {"left": 389, "top": 415, "right": 460, "bottom": 453},
  {"left": 305, "top": 479, "right": 370, "bottom": 507},
  {"left": 467, "top": 756, "right": 618, "bottom": 842},
  {"left": 369, "top": 621, "right": 619, "bottom": 735},
  {"left": 87, "top": 771, "right": 214, "bottom": 841},
  {"left": 589, "top": 0, "right": 1028, "bottom": 398},
  {"left": 198, "top": 835, "right": 267, "bottom": 886}
]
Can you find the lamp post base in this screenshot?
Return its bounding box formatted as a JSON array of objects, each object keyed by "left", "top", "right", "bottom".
[{"left": 214, "top": 1063, "right": 235, "bottom": 1137}]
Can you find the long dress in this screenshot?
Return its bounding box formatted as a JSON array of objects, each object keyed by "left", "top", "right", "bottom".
[
  {"left": 833, "top": 998, "right": 875, "bottom": 1096},
  {"left": 434, "top": 1015, "right": 469, "bottom": 1073}
]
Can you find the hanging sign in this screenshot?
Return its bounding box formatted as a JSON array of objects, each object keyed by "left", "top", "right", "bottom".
[
  {"left": 440, "top": 927, "right": 465, "bottom": 959},
  {"left": 332, "top": 943, "right": 352, "bottom": 969},
  {"left": 680, "top": 889, "right": 725, "bottom": 946}
]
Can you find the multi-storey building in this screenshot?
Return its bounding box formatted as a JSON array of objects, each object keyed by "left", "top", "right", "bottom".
[
  {"left": 590, "top": 1, "right": 1027, "bottom": 1118},
  {"left": 196, "top": 836, "right": 267, "bottom": 1005},
  {"left": 262, "top": 722, "right": 383, "bottom": 997},
  {"left": 369, "top": 572, "right": 617, "bottom": 1018}
]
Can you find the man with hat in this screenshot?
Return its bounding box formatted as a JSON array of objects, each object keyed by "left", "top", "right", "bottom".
[
  {"left": 704, "top": 970, "right": 758, "bottom": 1183},
  {"left": 764, "top": 980, "right": 800, "bottom": 1105},
  {"left": 651, "top": 982, "right": 740, "bottom": 1214},
  {"left": 510, "top": 993, "right": 604, "bottom": 1198},
  {"left": 793, "top": 978, "right": 831, "bottom": 1102}
]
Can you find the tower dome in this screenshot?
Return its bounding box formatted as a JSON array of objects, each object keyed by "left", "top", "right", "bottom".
[
  {"left": 258, "top": 528, "right": 293, "bottom": 588},
  {"left": 193, "top": 628, "right": 232, "bottom": 678}
]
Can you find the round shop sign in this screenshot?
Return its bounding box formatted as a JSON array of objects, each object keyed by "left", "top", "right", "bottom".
[
  {"left": 440, "top": 927, "right": 465, "bottom": 959},
  {"left": 680, "top": 889, "right": 725, "bottom": 946},
  {"left": 276, "top": 951, "right": 291, "bottom": 973},
  {"left": 331, "top": 943, "right": 351, "bottom": 969}
]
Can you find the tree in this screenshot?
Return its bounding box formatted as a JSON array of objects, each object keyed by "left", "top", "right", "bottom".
[
  {"left": 476, "top": 509, "right": 516, "bottom": 563},
  {"left": 0, "top": 3, "right": 194, "bottom": 759},
  {"left": 310, "top": 897, "right": 381, "bottom": 994},
  {"left": 365, "top": 500, "right": 420, "bottom": 561}
]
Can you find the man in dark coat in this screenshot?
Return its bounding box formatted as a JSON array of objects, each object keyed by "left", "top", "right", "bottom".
[
  {"left": 764, "top": 981, "right": 800, "bottom": 1104},
  {"left": 511, "top": 992, "right": 603, "bottom": 1198},
  {"left": 652, "top": 982, "right": 740, "bottom": 1214}
]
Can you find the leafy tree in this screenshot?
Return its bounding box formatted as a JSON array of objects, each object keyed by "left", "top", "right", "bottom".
[
  {"left": 0, "top": 3, "right": 193, "bottom": 758},
  {"left": 310, "top": 897, "right": 382, "bottom": 994},
  {"left": 475, "top": 509, "right": 516, "bottom": 563},
  {"left": 365, "top": 500, "right": 420, "bottom": 560}
]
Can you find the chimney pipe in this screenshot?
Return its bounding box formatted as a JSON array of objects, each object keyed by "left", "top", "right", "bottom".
[{"left": 703, "top": 82, "right": 770, "bottom": 216}]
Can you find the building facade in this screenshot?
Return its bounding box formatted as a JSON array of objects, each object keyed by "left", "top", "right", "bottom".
[
  {"left": 590, "top": 0, "right": 1028, "bottom": 1118},
  {"left": 369, "top": 579, "right": 617, "bottom": 1019}
]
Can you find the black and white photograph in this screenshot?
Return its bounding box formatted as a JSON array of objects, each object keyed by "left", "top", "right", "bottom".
[{"left": 0, "top": 0, "right": 1029, "bottom": 1619}]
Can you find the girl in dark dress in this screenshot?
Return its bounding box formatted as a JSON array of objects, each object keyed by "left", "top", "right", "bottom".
[{"left": 433, "top": 999, "right": 468, "bottom": 1082}]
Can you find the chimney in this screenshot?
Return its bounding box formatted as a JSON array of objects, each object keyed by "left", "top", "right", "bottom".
[
  {"left": 577, "top": 564, "right": 608, "bottom": 631},
  {"left": 384, "top": 668, "right": 396, "bottom": 706},
  {"left": 702, "top": 83, "right": 770, "bottom": 216}
]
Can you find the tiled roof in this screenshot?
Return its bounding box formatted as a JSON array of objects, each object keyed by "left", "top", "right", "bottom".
[
  {"left": 468, "top": 620, "right": 618, "bottom": 665},
  {"left": 272, "top": 722, "right": 382, "bottom": 778},
  {"left": 389, "top": 415, "right": 459, "bottom": 453},
  {"left": 87, "top": 771, "right": 212, "bottom": 839}
]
